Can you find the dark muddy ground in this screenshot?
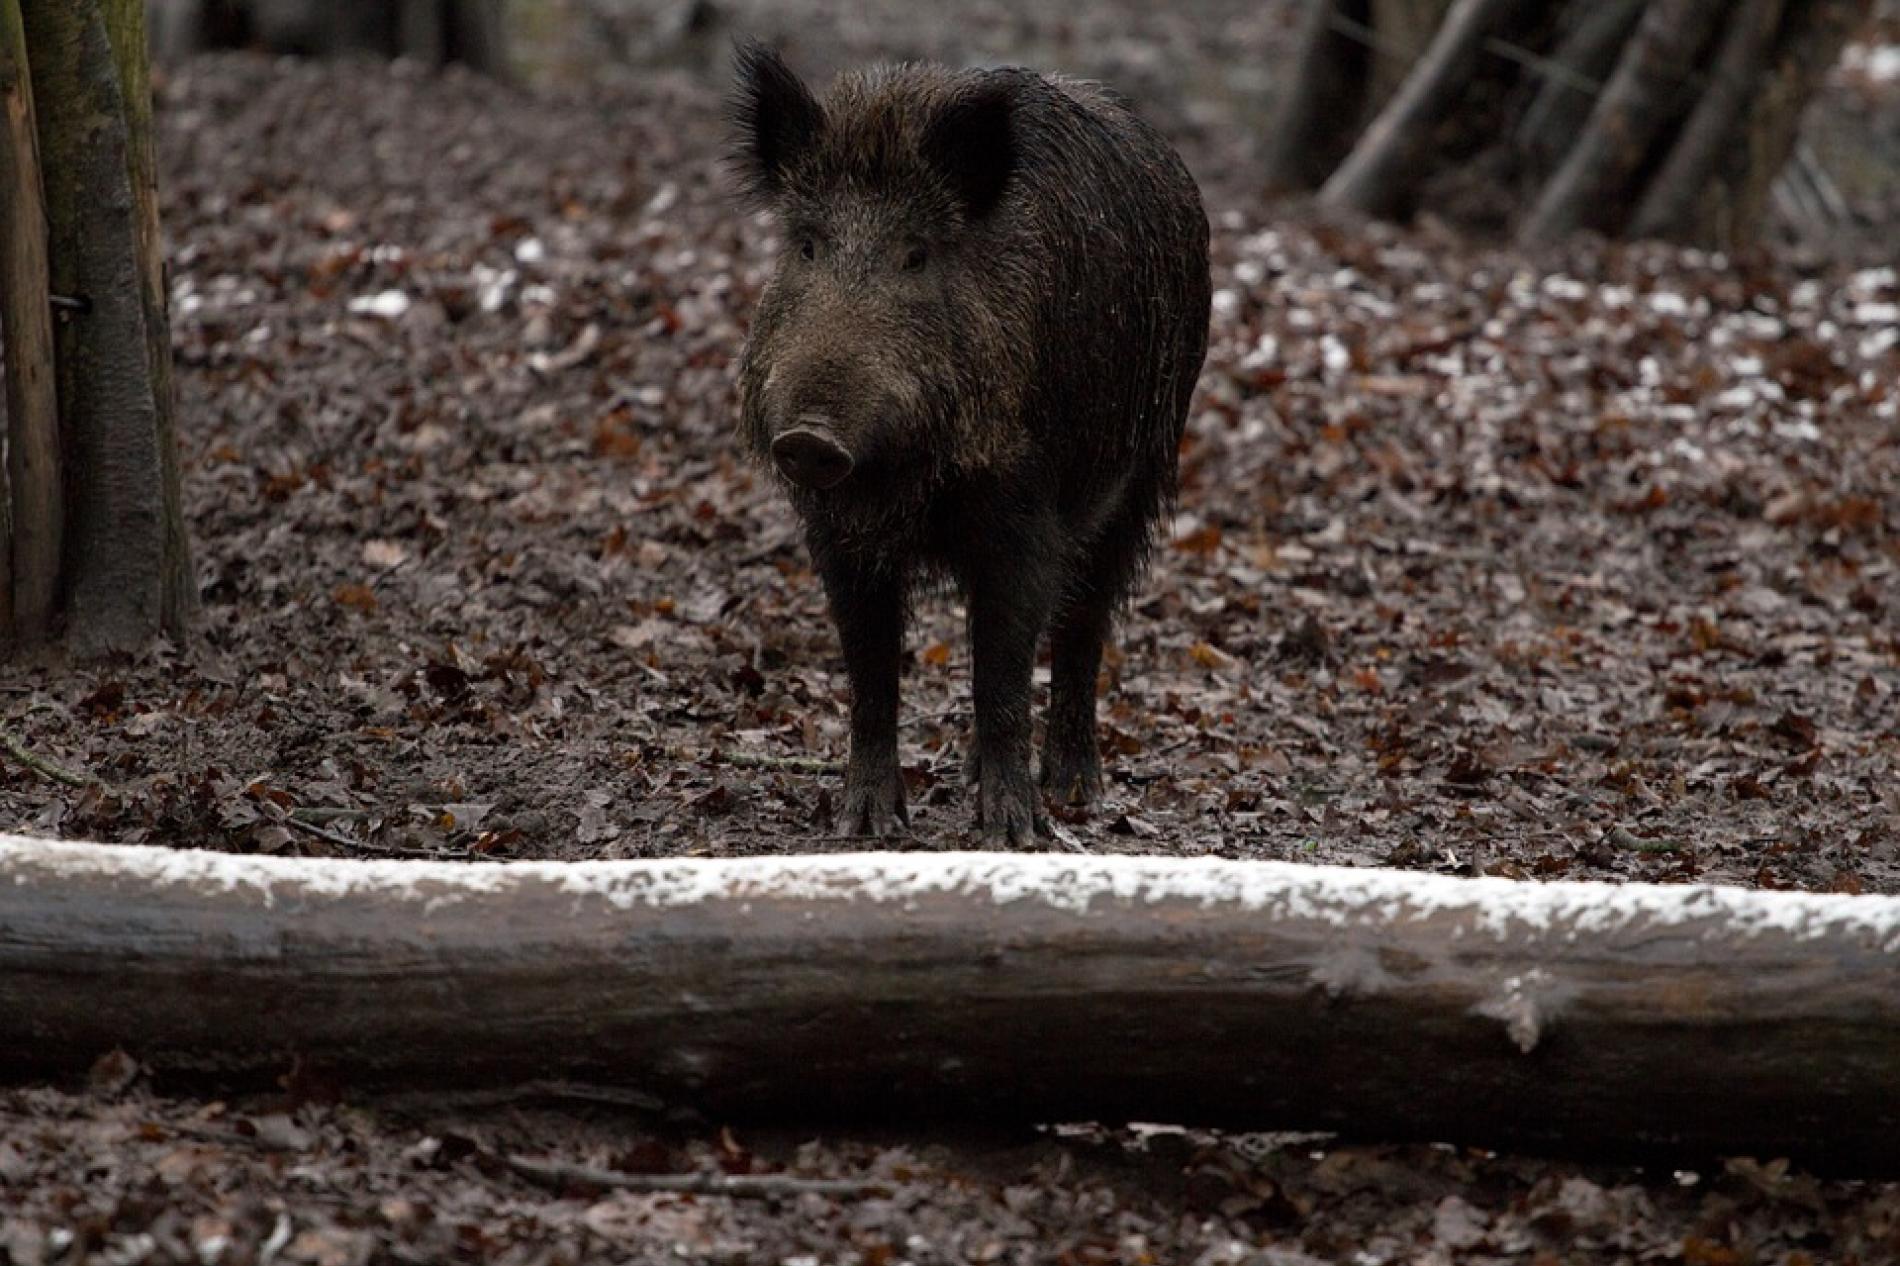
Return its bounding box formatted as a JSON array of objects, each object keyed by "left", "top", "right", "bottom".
[
  {"left": 1, "top": 7, "right": 1898, "bottom": 1263},
  {"left": 6, "top": 1075, "right": 1900, "bottom": 1266}
]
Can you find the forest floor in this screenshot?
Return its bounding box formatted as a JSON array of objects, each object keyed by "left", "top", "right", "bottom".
[{"left": 2, "top": 11, "right": 1899, "bottom": 1264}]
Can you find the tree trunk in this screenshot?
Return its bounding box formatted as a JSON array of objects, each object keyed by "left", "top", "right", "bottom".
[
  {"left": 1366, "top": 0, "right": 1456, "bottom": 107},
  {"left": 1512, "top": 0, "right": 1645, "bottom": 177},
  {"left": 442, "top": 0, "right": 506, "bottom": 79},
  {"left": 1318, "top": 0, "right": 1527, "bottom": 217},
  {"left": 1628, "top": 0, "right": 1785, "bottom": 241},
  {"left": 19, "top": 0, "right": 191, "bottom": 655},
  {"left": 0, "top": 0, "right": 60, "bottom": 645},
  {"left": 6, "top": 837, "right": 1900, "bottom": 1171},
  {"left": 1273, "top": 0, "right": 1874, "bottom": 249},
  {"left": 1262, "top": 0, "right": 1373, "bottom": 193},
  {"left": 1516, "top": 0, "right": 1723, "bottom": 245},
  {"left": 397, "top": 0, "right": 446, "bottom": 67},
  {"left": 104, "top": 0, "right": 194, "bottom": 634},
  {"left": 160, "top": 0, "right": 509, "bottom": 76},
  {"left": 1689, "top": 0, "right": 1870, "bottom": 247}
]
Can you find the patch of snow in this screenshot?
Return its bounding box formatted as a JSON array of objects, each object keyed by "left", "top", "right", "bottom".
[
  {"left": 347, "top": 289, "right": 410, "bottom": 319},
  {"left": 1773, "top": 419, "right": 1824, "bottom": 443},
  {"left": 1861, "top": 328, "right": 1900, "bottom": 360},
  {"left": 1841, "top": 43, "right": 1900, "bottom": 84},
  {"left": 1646, "top": 291, "right": 1689, "bottom": 317},
  {"left": 5, "top": 836, "right": 1900, "bottom": 951}
]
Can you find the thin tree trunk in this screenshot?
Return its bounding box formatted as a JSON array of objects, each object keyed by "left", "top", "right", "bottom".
[
  {"left": 1317, "top": 0, "right": 1527, "bottom": 218},
  {"left": 102, "top": 0, "right": 194, "bottom": 635},
  {"left": 1630, "top": 0, "right": 1787, "bottom": 243},
  {"left": 7, "top": 839, "right": 1900, "bottom": 1170},
  {"left": 20, "top": 0, "right": 188, "bottom": 656},
  {"left": 147, "top": 0, "right": 206, "bottom": 62},
  {"left": 0, "top": 0, "right": 60, "bottom": 645},
  {"left": 445, "top": 0, "right": 507, "bottom": 78},
  {"left": 398, "top": 0, "right": 446, "bottom": 68},
  {"left": 1512, "top": 0, "right": 1644, "bottom": 176},
  {"left": 1517, "top": 0, "right": 1722, "bottom": 246},
  {"left": 1264, "top": 0, "right": 1373, "bottom": 193},
  {"left": 1707, "top": 0, "right": 1872, "bottom": 248},
  {"left": 105, "top": 0, "right": 194, "bottom": 631},
  {"left": 1366, "top": 0, "right": 1456, "bottom": 109}
]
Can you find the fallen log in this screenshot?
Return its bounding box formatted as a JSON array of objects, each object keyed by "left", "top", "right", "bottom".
[{"left": 3, "top": 835, "right": 1900, "bottom": 1169}]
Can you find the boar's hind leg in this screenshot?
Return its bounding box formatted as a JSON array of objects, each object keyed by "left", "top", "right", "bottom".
[
  {"left": 1043, "top": 593, "right": 1110, "bottom": 807},
  {"left": 1042, "top": 516, "right": 1145, "bottom": 807},
  {"left": 820, "top": 561, "right": 909, "bottom": 838},
  {"left": 967, "top": 553, "right": 1055, "bottom": 848}
]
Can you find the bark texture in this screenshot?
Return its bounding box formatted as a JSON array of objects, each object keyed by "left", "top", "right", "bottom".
[
  {"left": 19, "top": 0, "right": 191, "bottom": 655},
  {"left": 0, "top": 0, "right": 60, "bottom": 644},
  {"left": 104, "top": 0, "right": 194, "bottom": 633},
  {"left": 4, "top": 838, "right": 1900, "bottom": 1171}
]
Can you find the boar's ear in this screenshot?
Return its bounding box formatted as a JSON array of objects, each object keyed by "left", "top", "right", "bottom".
[
  {"left": 923, "top": 78, "right": 1016, "bottom": 220},
  {"left": 729, "top": 39, "right": 824, "bottom": 201}
]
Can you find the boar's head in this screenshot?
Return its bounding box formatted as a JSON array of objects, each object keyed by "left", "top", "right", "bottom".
[{"left": 730, "top": 42, "right": 1037, "bottom": 506}]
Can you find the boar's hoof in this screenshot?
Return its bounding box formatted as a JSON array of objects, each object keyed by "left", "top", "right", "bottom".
[
  {"left": 841, "top": 768, "right": 908, "bottom": 838},
  {"left": 1039, "top": 749, "right": 1105, "bottom": 806},
  {"left": 977, "top": 773, "right": 1041, "bottom": 848},
  {"left": 771, "top": 423, "right": 854, "bottom": 490}
]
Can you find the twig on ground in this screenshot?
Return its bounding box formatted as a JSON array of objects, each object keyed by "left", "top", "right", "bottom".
[
  {"left": 906, "top": 707, "right": 966, "bottom": 726},
  {"left": 0, "top": 731, "right": 102, "bottom": 789},
  {"left": 288, "top": 806, "right": 373, "bottom": 823},
  {"left": 504, "top": 1154, "right": 893, "bottom": 1200},
  {"left": 280, "top": 813, "right": 368, "bottom": 849},
  {"left": 368, "top": 555, "right": 416, "bottom": 594},
  {"left": 277, "top": 812, "right": 474, "bottom": 861}
]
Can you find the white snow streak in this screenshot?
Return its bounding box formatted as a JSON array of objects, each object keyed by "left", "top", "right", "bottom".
[{"left": 6, "top": 835, "right": 1900, "bottom": 950}]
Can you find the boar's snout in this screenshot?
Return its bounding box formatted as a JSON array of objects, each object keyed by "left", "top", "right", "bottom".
[{"left": 771, "top": 419, "right": 856, "bottom": 490}]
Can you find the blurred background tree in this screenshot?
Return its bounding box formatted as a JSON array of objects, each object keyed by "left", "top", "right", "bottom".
[
  {"left": 1267, "top": 0, "right": 1873, "bottom": 248},
  {"left": 149, "top": 0, "right": 508, "bottom": 74},
  {"left": 132, "top": 0, "right": 1889, "bottom": 251}
]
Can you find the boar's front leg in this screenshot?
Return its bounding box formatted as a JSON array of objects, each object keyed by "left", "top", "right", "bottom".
[
  {"left": 819, "top": 557, "right": 909, "bottom": 838},
  {"left": 966, "top": 554, "right": 1052, "bottom": 848}
]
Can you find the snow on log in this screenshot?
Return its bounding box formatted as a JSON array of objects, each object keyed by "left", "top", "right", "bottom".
[{"left": 4, "top": 834, "right": 1900, "bottom": 1167}]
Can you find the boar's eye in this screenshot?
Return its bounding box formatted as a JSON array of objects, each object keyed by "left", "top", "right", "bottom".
[
  {"left": 798, "top": 237, "right": 816, "bottom": 261},
  {"left": 902, "top": 243, "right": 929, "bottom": 272}
]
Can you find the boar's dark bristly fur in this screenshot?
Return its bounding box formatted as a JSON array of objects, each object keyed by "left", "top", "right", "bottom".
[{"left": 730, "top": 40, "right": 1211, "bottom": 846}]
